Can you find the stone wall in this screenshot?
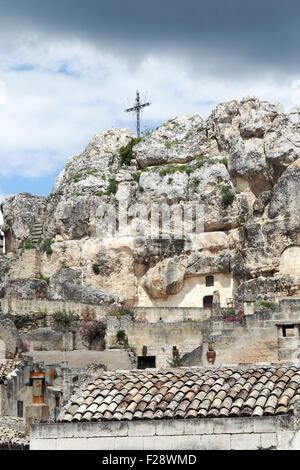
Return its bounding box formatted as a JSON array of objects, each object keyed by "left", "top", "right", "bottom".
[
  {"left": 1, "top": 296, "right": 300, "bottom": 366},
  {"left": 1, "top": 298, "right": 109, "bottom": 317},
  {"left": 106, "top": 316, "right": 204, "bottom": 368},
  {"left": 30, "top": 415, "right": 300, "bottom": 450},
  {"left": 276, "top": 323, "right": 300, "bottom": 361},
  {"left": 1, "top": 298, "right": 212, "bottom": 322},
  {"left": 106, "top": 298, "right": 300, "bottom": 367},
  {"left": 9, "top": 249, "right": 41, "bottom": 281}
]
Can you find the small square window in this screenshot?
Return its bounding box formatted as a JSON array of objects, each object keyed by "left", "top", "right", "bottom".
[{"left": 206, "top": 275, "right": 214, "bottom": 287}]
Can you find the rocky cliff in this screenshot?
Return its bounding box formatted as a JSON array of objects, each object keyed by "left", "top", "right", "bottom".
[{"left": 1, "top": 96, "right": 299, "bottom": 307}]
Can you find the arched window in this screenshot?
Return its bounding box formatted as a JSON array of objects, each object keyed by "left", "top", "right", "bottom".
[{"left": 206, "top": 275, "right": 214, "bottom": 287}]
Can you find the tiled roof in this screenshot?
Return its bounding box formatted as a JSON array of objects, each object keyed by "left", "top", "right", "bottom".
[
  {"left": 58, "top": 364, "right": 300, "bottom": 422},
  {"left": 0, "top": 417, "right": 28, "bottom": 449},
  {"left": 0, "top": 360, "right": 21, "bottom": 382}
]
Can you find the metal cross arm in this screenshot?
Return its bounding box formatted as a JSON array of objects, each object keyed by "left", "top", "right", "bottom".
[
  {"left": 125, "top": 90, "right": 151, "bottom": 137},
  {"left": 125, "top": 102, "right": 151, "bottom": 113}
]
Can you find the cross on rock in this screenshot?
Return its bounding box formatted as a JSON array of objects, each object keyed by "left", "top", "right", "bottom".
[{"left": 125, "top": 90, "right": 151, "bottom": 137}]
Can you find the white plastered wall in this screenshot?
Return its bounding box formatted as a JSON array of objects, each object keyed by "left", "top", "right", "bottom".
[{"left": 138, "top": 273, "right": 234, "bottom": 308}]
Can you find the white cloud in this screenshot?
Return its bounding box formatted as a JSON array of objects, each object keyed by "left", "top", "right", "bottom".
[
  {"left": 0, "top": 37, "right": 300, "bottom": 179},
  {"left": 0, "top": 80, "right": 6, "bottom": 105}
]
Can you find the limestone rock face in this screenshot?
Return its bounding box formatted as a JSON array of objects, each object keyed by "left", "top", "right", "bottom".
[
  {"left": 133, "top": 113, "right": 219, "bottom": 168},
  {"left": 52, "top": 128, "right": 134, "bottom": 196},
  {"left": 142, "top": 258, "right": 186, "bottom": 299},
  {"left": 49, "top": 268, "right": 119, "bottom": 305},
  {"left": 0, "top": 315, "right": 23, "bottom": 358},
  {"left": 1, "top": 193, "right": 46, "bottom": 251},
  {"left": 234, "top": 275, "right": 298, "bottom": 302},
  {"left": 207, "top": 96, "right": 300, "bottom": 194},
  {"left": 0, "top": 279, "right": 49, "bottom": 300},
  {"left": 1, "top": 96, "right": 300, "bottom": 306},
  {"left": 23, "top": 328, "right": 64, "bottom": 351}
]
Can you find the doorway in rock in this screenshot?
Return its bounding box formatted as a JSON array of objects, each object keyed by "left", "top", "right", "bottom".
[
  {"left": 203, "top": 295, "right": 213, "bottom": 308},
  {"left": 137, "top": 356, "right": 156, "bottom": 369}
]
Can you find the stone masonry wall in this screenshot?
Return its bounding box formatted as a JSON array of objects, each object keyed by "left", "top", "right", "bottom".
[{"left": 30, "top": 415, "right": 300, "bottom": 450}]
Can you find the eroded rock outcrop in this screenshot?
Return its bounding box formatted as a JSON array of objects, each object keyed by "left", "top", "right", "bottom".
[{"left": 1, "top": 96, "right": 299, "bottom": 306}]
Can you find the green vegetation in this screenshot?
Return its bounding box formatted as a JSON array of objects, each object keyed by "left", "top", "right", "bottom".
[
  {"left": 119, "top": 137, "right": 142, "bottom": 166},
  {"left": 106, "top": 177, "right": 118, "bottom": 195},
  {"left": 164, "top": 141, "right": 173, "bottom": 149},
  {"left": 53, "top": 310, "right": 79, "bottom": 328},
  {"left": 116, "top": 329, "right": 130, "bottom": 349},
  {"left": 254, "top": 300, "right": 278, "bottom": 308},
  {"left": 141, "top": 126, "right": 153, "bottom": 137},
  {"left": 133, "top": 171, "right": 141, "bottom": 183},
  {"left": 107, "top": 304, "right": 135, "bottom": 321},
  {"left": 194, "top": 155, "right": 214, "bottom": 169},
  {"left": 188, "top": 181, "right": 199, "bottom": 189},
  {"left": 196, "top": 126, "right": 204, "bottom": 132},
  {"left": 23, "top": 238, "right": 36, "bottom": 250},
  {"left": 5, "top": 313, "right": 32, "bottom": 329},
  {"left": 116, "top": 329, "right": 126, "bottom": 342},
  {"left": 167, "top": 177, "right": 173, "bottom": 184},
  {"left": 219, "top": 157, "right": 228, "bottom": 168},
  {"left": 219, "top": 184, "right": 235, "bottom": 207},
  {"left": 41, "top": 239, "right": 54, "bottom": 255},
  {"left": 71, "top": 173, "right": 82, "bottom": 183},
  {"left": 92, "top": 264, "right": 100, "bottom": 275},
  {"left": 40, "top": 273, "right": 50, "bottom": 285},
  {"left": 159, "top": 164, "right": 193, "bottom": 177}
]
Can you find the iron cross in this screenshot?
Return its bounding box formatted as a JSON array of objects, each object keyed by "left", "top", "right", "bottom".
[{"left": 125, "top": 90, "right": 151, "bottom": 138}]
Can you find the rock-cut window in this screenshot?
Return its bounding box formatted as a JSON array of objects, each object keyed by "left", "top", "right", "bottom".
[{"left": 206, "top": 275, "right": 214, "bottom": 287}]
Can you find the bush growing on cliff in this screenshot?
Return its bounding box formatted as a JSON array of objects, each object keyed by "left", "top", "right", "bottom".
[
  {"left": 92, "top": 264, "right": 100, "bottom": 275},
  {"left": 41, "top": 239, "right": 54, "bottom": 255},
  {"left": 219, "top": 185, "right": 235, "bottom": 207},
  {"left": 119, "top": 137, "right": 142, "bottom": 166},
  {"left": 106, "top": 177, "right": 118, "bottom": 195}
]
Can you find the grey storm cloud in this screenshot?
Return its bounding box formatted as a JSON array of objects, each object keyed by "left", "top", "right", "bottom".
[{"left": 1, "top": 0, "right": 300, "bottom": 75}]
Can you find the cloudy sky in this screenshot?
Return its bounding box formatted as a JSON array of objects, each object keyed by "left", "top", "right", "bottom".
[{"left": 0, "top": 0, "right": 300, "bottom": 198}]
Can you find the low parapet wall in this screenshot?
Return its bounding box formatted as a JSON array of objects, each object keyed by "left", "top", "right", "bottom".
[
  {"left": 1, "top": 298, "right": 110, "bottom": 317},
  {"left": 0, "top": 298, "right": 213, "bottom": 322},
  {"left": 30, "top": 415, "right": 300, "bottom": 450}
]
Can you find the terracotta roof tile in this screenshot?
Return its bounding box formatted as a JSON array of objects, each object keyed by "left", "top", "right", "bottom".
[
  {"left": 0, "top": 417, "right": 28, "bottom": 448},
  {"left": 57, "top": 364, "right": 300, "bottom": 423}
]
